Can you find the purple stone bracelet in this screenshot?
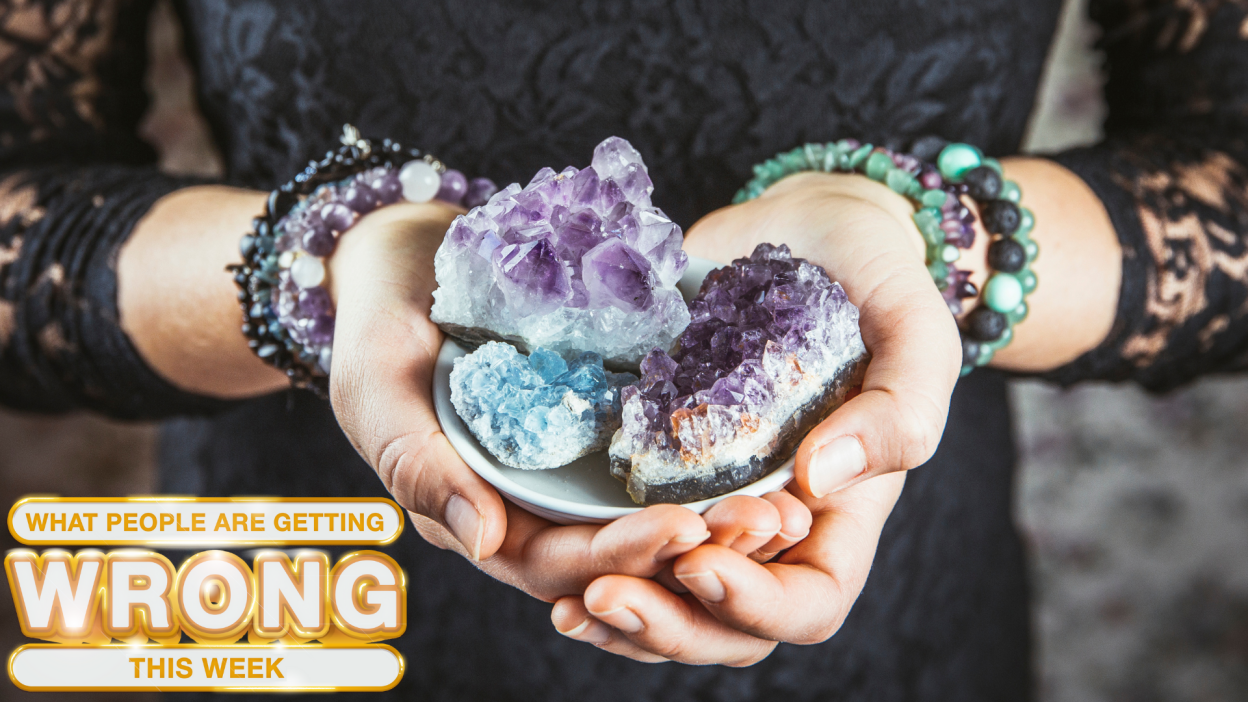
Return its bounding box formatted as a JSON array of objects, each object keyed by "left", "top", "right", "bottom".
[{"left": 272, "top": 160, "right": 497, "bottom": 375}]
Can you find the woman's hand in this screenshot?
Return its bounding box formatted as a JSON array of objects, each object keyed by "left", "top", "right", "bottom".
[
  {"left": 551, "top": 474, "right": 903, "bottom": 664},
  {"left": 548, "top": 171, "right": 960, "bottom": 663},
  {"left": 325, "top": 201, "right": 812, "bottom": 602}
]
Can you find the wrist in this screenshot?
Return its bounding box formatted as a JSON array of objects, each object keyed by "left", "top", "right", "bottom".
[
  {"left": 327, "top": 201, "right": 460, "bottom": 306},
  {"left": 120, "top": 186, "right": 288, "bottom": 399},
  {"left": 228, "top": 126, "right": 498, "bottom": 395},
  {"left": 766, "top": 171, "right": 928, "bottom": 259}
]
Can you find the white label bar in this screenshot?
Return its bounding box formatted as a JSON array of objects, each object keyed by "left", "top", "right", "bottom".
[
  {"left": 9, "top": 498, "right": 404, "bottom": 545},
  {"left": 9, "top": 645, "right": 403, "bottom": 691}
]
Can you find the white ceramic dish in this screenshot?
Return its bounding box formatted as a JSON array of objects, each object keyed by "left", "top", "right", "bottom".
[{"left": 432, "top": 256, "right": 796, "bottom": 525}]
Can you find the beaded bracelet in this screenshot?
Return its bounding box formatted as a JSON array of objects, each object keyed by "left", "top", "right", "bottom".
[
  {"left": 932, "top": 143, "right": 1038, "bottom": 374},
  {"left": 734, "top": 140, "right": 980, "bottom": 315},
  {"left": 733, "top": 139, "right": 1037, "bottom": 375},
  {"left": 228, "top": 124, "right": 498, "bottom": 396}
]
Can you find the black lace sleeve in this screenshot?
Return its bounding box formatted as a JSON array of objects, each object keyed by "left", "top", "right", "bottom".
[
  {"left": 1044, "top": 0, "right": 1248, "bottom": 391},
  {"left": 0, "top": 0, "right": 230, "bottom": 418}
]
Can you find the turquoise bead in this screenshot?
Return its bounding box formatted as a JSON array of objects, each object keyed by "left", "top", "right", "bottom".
[
  {"left": 921, "top": 189, "right": 947, "bottom": 207},
  {"left": 984, "top": 273, "right": 1024, "bottom": 313},
  {"left": 1020, "top": 269, "right": 1038, "bottom": 293},
  {"left": 977, "top": 344, "right": 995, "bottom": 365},
  {"left": 1008, "top": 301, "right": 1029, "bottom": 324},
  {"left": 927, "top": 260, "right": 949, "bottom": 282},
  {"left": 941, "top": 244, "right": 960, "bottom": 263},
  {"left": 937, "top": 143, "right": 982, "bottom": 181},
  {"left": 780, "top": 151, "right": 806, "bottom": 171},
  {"left": 1000, "top": 180, "right": 1021, "bottom": 203},
  {"left": 821, "top": 147, "right": 840, "bottom": 172},
  {"left": 914, "top": 206, "right": 941, "bottom": 226},
  {"left": 920, "top": 222, "right": 944, "bottom": 246},
  {"left": 848, "top": 144, "right": 874, "bottom": 168},
  {"left": 987, "top": 326, "right": 1014, "bottom": 350},
  {"left": 983, "top": 157, "right": 1003, "bottom": 175},
  {"left": 885, "top": 168, "right": 916, "bottom": 194},
  {"left": 1025, "top": 239, "right": 1039, "bottom": 261},
  {"left": 802, "top": 143, "right": 824, "bottom": 169},
  {"left": 1018, "top": 207, "right": 1035, "bottom": 236},
  {"left": 960, "top": 365, "right": 974, "bottom": 377},
  {"left": 865, "top": 151, "right": 893, "bottom": 180}
]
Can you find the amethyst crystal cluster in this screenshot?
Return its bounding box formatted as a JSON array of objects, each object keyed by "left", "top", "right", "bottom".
[
  {"left": 608, "top": 244, "right": 868, "bottom": 505},
  {"left": 430, "top": 137, "right": 690, "bottom": 367}
]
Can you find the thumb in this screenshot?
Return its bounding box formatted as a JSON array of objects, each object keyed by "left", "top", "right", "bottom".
[
  {"left": 794, "top": 258, "right": 961, "bottom": 498},
  {"left": 330, "top": 297, "right": 508, "bottom": 562}
]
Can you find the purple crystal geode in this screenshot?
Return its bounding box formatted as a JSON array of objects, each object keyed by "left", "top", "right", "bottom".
[
  {"left": 608, "top": 244, "right": 869, "bottom": 505},
  {"left": 429, "top": 137, "right": 691, "bottom": 368}
]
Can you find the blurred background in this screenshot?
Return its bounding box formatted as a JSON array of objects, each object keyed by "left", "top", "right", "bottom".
[{"left": 2, "top": 0, "right": 1247, "bottom": 700}]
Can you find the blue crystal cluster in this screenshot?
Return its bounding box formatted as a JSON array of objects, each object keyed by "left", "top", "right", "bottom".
[{"left": 449, "top": 342, "right": 637, "bottom": 470}]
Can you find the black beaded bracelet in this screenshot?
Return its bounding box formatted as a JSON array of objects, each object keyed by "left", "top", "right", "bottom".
[{"left": 929, "top": 144, "right": 1038, "bottom": 373}]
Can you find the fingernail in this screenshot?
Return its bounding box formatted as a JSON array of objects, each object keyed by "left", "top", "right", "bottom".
[
  {"left": 674, "top": 570, "right": 726, "bottom": 603},
  {"left": 558, "top": 617, "right": 612, "bottom": 644},
  {"left": 591, "top": 606, "right": 644, "bottom": 633},
  {"left": 445, "top": 494, "right": 483, "bottom": 560},
  {"left": 728, "top": 529, "right": 777, "bottom": 552},
  {"left": 654, "top": 530, "right": 711, "bottom": 561},
  {"left": 808, "top": 435, "right": 867, "bottom": 497}
]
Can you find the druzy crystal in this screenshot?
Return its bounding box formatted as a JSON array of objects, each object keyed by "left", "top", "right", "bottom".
[
  {"left": 608, "top": 244, "right": 869, "bottom": 505},
  {"left": 430, "top": 137, "right": 691, "bottom": 367},
  {"left": 450, "top": 342, "right": 637, "bottom": 471}
]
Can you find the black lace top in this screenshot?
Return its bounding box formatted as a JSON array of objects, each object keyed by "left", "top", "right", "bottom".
[{"left": 1, "top": 1, "right": 1246, "bottom": 700}]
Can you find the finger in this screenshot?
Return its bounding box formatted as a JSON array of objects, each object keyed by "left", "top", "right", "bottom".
[
  {"left": 672, "top": 473, "right": 905, "bottom": 644},
  {"left": 750, "top": 490, "right": 812, "bottom": 561},
  {"left": 794, "top": 261, "right": 960, "bottom": 498},
  {"left": 480, "top": 500, "right": 709, "bottom": 600},
  {"left": 334, "top": 330, "right": 507, "bottom": 560},
  {"left": 701, "top": 495, "right": 781, "bottom": 555},
  {"left": 583, "top": 575, "right": 777, "bottom": 666},
  {"left": 551, "top": 596, "right": 668, "bottom": 663}
]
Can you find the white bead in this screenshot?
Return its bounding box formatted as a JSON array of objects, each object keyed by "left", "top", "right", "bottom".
[
  {"left": 318, "top": 346, "right": 333, "bottom": 374},
  {"left": 278, "top": 251, "right": 295, "bottom": 268},
  {"left": 290, "top": 255, "right": 326, "bottom": 289},
  {"left": 399, "top": 160, "right": 441, "bottom": 203}
]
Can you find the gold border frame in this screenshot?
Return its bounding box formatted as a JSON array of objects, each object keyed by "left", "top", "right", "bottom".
[
  {"left": 7, "top": 643, "right": 405, "bottom": 692},
  {"left": 8, "top": 497, "right": 405, "bottom": 546}
]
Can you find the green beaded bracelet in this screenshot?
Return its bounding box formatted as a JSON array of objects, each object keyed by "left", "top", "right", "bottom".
[
  {"left": 734, "top": 139, "right": 1038, "bottom": 377},
  {"left": 734, "top": 140, "right": 970, "bottom": 291}
]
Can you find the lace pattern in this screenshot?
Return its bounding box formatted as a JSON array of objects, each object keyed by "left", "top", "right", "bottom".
[
  {"left": 1046, "top": 0, "right": 1248, "bottom": 390},
  {"left": 0, "top": 0, "right": 223, "bottom": 416}
]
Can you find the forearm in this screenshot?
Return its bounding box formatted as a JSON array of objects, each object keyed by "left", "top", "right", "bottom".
[
  {"left": 970, "top": 157, "right": 1122, "bottom": 372},
  {"left": 118, "top": 185, "right": 286, "bottom": 399}
]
